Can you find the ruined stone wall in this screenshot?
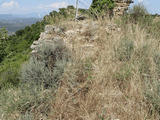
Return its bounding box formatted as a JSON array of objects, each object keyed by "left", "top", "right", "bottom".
[{"left": 113, "top": 0, "right": 134, "bottom": 16}]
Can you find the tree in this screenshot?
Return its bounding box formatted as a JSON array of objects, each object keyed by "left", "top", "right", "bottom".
[
  {"left": 128, "top": 3, "right": 148, "bottom": 22},
  {"left": 90, "top": 0, "right": 115, "bottom": 16},
  {"left": 0, "top": 27, "right": 8, "bottom": 62},
  {"left": 0, "top": 27, "right": 8, "bottom": 40}
]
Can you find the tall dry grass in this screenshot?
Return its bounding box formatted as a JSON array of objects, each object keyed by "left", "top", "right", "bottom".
[
  {"left": 49, "top": 18, "right": 160, "bottom": 120},
  {"left": 1, "top": 17, "right": 160, "bottom": 120}
]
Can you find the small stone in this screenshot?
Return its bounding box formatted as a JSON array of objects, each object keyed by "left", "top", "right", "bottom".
[
  {"left": 117, "top": 28, "right": 121, "bottom": 32},
  {"left": 31, "top": 50, "right": 38, "bottom": 54},
  {"left": 65, "top": 30, "right": 76, "bottom": 35},
  {"left": 45, "top": 25, "right": 55, "bottom": 34},
  {"left": 54, "top": 27, "right": 65, "bottom": 34},
  {"left": 33, "top": 41, "right": 39, "bottom": 45},
  {"left": 30, "top": 44, "right": 37, "bottom": 49},
  {"left": 76, "top": 15, "right": 87, "bottom": 21}
]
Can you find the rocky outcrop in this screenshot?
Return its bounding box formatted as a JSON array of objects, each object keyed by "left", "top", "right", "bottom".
[
  {"left": 30, "top": 25, "right": 65, "bottom": 54},
  {"left": 113, "top": 0, "right": 134, "bottom": 16},
  {"left": 31, "top": 20, "right": 121, "bottom": 59}
]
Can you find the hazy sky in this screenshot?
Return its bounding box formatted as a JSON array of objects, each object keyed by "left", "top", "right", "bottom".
[{"left": 0, "top": 0, "right": 159, "bottom": 15}]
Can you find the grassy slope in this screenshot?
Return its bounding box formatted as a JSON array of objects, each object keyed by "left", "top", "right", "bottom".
[
  {"left": 1, "top": 5, "right": 160, "bottom": 120},
  {"left": 48, "top": 18, "right": 160, "bottom": 120},
  {"left": 1, "top": 16, "right": 160, "bottom": 119}
]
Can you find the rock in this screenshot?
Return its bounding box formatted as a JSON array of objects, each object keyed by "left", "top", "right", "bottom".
[
  {"left": 113, "top": 0, "right": 133, "bottom": 16},
  {"left": 65, "top": 30, "right": 76, "bottom": 35},
  {"left": 117, "top": 28, "right": 121, "bottom": 32},
  {"left": 76, "top": 15, "right": 87, "bottom": 21},
  {"left": 45, "top": 25, "right": 65, "bottom": 34},
  {"left": 33, "top": 41, "right": 39, "bottom": 45},
  {"left": 31, "top": 50, "right": 38, "bottom": 54},
  {"left": 105, "top": 24, "right": 121, "bottom": 33},
  {"left": 39, "top": 32, "right": 47, "bottom": 41},
  {"left": 45, "top": 25, "right": 55, "bottom": 34},
  {"left": 31, "top": 44, "right": 38, "bottom": 49}
]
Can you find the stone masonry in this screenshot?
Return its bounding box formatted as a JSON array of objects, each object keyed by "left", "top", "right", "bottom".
[{"left": 113, "top": 0, "right": 134, "bottom": 16}]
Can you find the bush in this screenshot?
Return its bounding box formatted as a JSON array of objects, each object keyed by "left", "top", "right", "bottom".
[
  {"left": 0, "top": 84, "right": 52, "bottom": 120},
  {"left": 0, "top": 68, "right": 20, "bottom": 89},
  {"left": 129, "top": 3, "right": 148, "bottom": 15},
  {"left": 0, "top": 41, "right": 70, "bottom": 119},
  {"left": 128, "top": 3, "right": 149, "bottom": 23},
  {"left": 0, "top": 27, "right": 8, "bottom": 62},
  {"left": 90, "top": 0, "right": 115, "bottom": 18},
  {"left": 20, "top": 43, "right": 70, "bottom": 88}
]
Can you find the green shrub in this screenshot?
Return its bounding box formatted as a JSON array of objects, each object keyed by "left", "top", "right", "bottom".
[
  {"left": 0, "top": 42, "right": 70, "bottom": 119},
  {"left": 129, "top": 3, "right": 148, "bottom": 15},
  {"left": 0, "top": 27, "right": 8, "bottom": 62},
  {"left": 20, "top": 43, "right": 70, "bottom": 88},
  {"left": 128, "top": 4, "right": 149, "bottom": 24},
  {"left": 0, "top": 68, "right": 20, "bottom": 89},
  {"left": 90, "top": 0, "right": 115, "bottom": 17},
  {"left": 90, "top": 0, "right": 115, "bottom": 11},
  {"left": 21, "top": 57, "right": 54, "bottom": 88},
  {"left": 115, "top": 37, "right": 134, "bottom": 61},
  {"left": 0, "top": 84, "right": 52, "bottom": 120}
]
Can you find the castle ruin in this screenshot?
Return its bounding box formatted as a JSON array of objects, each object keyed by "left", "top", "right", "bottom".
[{"left": 113, "top": 0, "right": 134, "bottom": 16}]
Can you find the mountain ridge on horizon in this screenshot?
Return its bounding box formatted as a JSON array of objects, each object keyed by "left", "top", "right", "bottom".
[
  {"left": 0, "top": 14, "right": 42, "bottom": 34},
  {"left": 0, "top": 13, "right": 46, "bottom": 19}
]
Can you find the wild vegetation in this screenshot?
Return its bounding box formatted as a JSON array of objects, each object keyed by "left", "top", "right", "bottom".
[
  {"left": 1, "top": 3, "right": 160, "bottom": 120},
  {"left": 0, "top": 6, "right": 77, "bottom": 89},
  {"left": 90, "top": 0, "right": 115, "bottom": 14}
]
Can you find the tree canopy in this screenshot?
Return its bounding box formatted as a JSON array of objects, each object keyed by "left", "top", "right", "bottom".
[
  {"left": 0, "top": 28, "right": 8, "bottom": 62},
  {"left": 90, "top": 0, "right": 115, "bottom": 14}
]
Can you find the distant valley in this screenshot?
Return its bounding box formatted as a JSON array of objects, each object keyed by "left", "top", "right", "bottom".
[{"left": 0, "top": 14, "right": 42, "bottom": 34}]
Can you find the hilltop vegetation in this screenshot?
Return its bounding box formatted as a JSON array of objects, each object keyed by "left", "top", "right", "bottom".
[
  {"left": 0, "top": 5, "right": 81, "bottom": 88},
  {"left": 1, "top": 3, "right": 160, "bottom": 120}
]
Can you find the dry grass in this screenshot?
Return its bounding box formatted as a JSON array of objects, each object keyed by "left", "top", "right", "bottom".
[
  {"left": 48, "top": 18, "right": 160, "bottom": 120},
  {"left": 1, "top": 17, "right": 160, "bottom": 120}
]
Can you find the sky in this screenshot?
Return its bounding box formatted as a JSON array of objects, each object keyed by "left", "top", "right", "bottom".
[{"left": 0, "top": 0, "right": 159, "bottom": 16}]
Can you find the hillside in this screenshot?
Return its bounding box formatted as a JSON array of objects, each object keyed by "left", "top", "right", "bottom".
[
  {"left": 1, "top": 3, "right": 160, "bottom": 120},
  {"left": 0, "top": 6, "right": 81, "bottom": 88},
  {"left": 0, "top": 14, "right": 41, "bottom": 34}
]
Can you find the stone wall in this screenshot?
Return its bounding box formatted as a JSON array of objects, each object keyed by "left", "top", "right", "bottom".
[
  {"left": 31, "top": 20, "right": 122, "bottom": 58},
  {"left": 113, "top": 0, "right": 134, "bottom": 16}
]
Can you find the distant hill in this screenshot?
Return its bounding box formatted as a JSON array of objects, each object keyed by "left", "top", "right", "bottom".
[{"left": 0, "top": 14, "right": 42, "bottom": 34}]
